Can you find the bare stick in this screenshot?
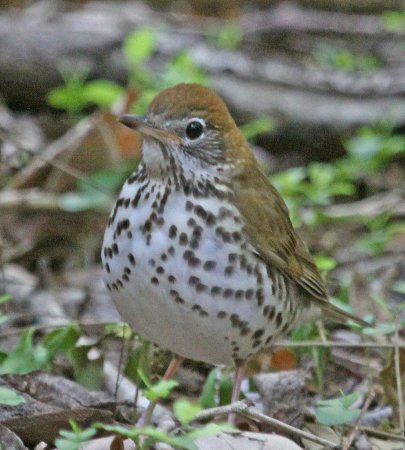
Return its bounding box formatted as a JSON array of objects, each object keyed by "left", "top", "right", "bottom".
[
  {"left": 195, "top": 401, "right": 340, "bottom": 449},
  {"left": 272, "top": 341, "right": 405, "bottom": 349},
  {"left": 394, "top": 326, "right": 405, "bottom": 434},
  {"left": 342, "top": 387, "right": 376, "bottom": 450},
  {"left": 351, "top": 426, "right": 405, "bottom": 442}
]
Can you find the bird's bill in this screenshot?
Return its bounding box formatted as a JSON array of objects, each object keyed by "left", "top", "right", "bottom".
[{"left": 119, "top": 114, "right": 181, "bottom": 145}]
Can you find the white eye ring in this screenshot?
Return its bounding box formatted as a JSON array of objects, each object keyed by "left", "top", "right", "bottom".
[{"left": 185, "top": 118, "right": 206, "bottom": 141}]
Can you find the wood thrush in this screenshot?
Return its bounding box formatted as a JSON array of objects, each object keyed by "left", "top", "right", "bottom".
[{"left": 101, "top": 83, "right": 366, "bottom": 421}]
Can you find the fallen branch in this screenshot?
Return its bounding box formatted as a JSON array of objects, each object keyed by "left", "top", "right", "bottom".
[
  {"left": 194, "top": 400, "right": 340, "bottom": 448},
  {"left": 311, "top": 189, "right": 405, "bottom": 220}
]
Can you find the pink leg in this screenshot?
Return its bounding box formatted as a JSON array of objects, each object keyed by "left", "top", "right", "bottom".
[
  {"left": 142, "top": 355, "right": 185, "bottom": 425},
  {"left": 163, "top": 355, "right": 185, "bottom": 380},
  {"left": 228, "top": 361, "right": 246, "bottom": 424}
]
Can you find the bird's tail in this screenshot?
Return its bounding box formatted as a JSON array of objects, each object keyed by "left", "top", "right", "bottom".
[{"left": 320, "top": 302, "right": 369, "bottom": 327}]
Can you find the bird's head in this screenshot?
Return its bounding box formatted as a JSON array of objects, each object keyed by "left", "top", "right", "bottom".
[{"left": 119, "top": 84, "right": 255, "bottom": 180}]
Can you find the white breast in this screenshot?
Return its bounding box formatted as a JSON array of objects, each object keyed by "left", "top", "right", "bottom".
[{"left": 102, "top": 174, "right": 288, "bottom": 365}]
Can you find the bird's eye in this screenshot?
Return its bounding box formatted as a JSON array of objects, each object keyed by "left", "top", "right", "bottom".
[{"left": 185, "top": 119, "right": 205, "bottom": 140}]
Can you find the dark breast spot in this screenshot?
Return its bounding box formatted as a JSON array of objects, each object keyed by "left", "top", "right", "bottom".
[
  {"left": 276, "top": 311, "right": 283, "bottom": 327},
  {"left": 224, "top": 266, "right": 234, "bottom": 277},
  {"left": 128, "top": 253, "right": 136, "bottom": 266},
  {"left": 179, "top": 232, "right": 188, "bottom": 245},
  {"left": 211, "top": 286, "right": 222, "bottom": 296},
  {"left": 203, "top": 260, "right": 216, "bottom": 271},
  {"left": 252, "top": 329, "right": 264, "bottom": 339},
  {"left": 256, "top": 288, "right": 265, "bottom": 307},
  {"left": 168, "top": 225, "right": 177, "bottom": 239}
]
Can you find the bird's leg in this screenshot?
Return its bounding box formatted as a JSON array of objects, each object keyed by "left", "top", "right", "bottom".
[
  {"left": 141, "top": 354, "right": 185, "bottom": 425},
  {"left": 228, "top": 360, "right": 246, "bottom": 424}
]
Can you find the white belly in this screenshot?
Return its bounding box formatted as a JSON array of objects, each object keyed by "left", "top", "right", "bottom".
[{"left": 102, "top": 178, "right": 291, "bottom": 365}]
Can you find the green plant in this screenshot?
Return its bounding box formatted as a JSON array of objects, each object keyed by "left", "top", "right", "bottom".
[
  {"left": 0, "top": 325, "right": 79, "bottom": 374},
  {"left": 291, "top": 323, "right": 326, "bottom": 390},
  {"left": 344, "top": 125, "right": 405, "bottom": 174},
  {"left": 312, "top": 44, "right": 382, "bottom": 72},
  {"left": 48, "top": 27, "right": 208, "bottom": 117},
  {"left": 0, "top": 294, "right": 12, "bottom": 326},
  {"left": 95, "top": 400, "right": 233, "bottom": 450},
  {"left": 271, "top": 125, "right": 405, "bottom": 227},
  {"left": 240, "top": 116, "right": 275, "bottom": 141},
  {"left": 381, "top": 10, "right": 405, "bottom": 32},
  {"left": 355, "top": 213, "right": 394, "bottom": 256},
  {"left": 315, "top": 392, "right": 361, "bottom": 426},
  {"left": 207, "top": 23, "right": 242, "bottom": 50},
  {"left": 0, "top": 387, "right": 25, "bottom": 406},
  {"left": 200, "top": 368, "right": 234, "bottom": 408},
  {"left": 47, "top": 67, "right": 124, "bottom": 115},
  {"left": 55, "top": 420, "right": 97, "bottom": 450},
  {"left": 138, "top": 369, "right": 179, "bottom": 403},
  {"left": 58, "top": 163, "right": 134, "bottom": 212}
]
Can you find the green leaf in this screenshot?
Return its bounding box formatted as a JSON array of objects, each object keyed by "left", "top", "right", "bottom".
[
  {"left": 95, "top": 424, "right": 197, "bottom": 450},
  {"left": 163, "top": 52, "right": 208, "bottom": 87},
  {"left": 317, "top": 392, "right": 359, "bottom": 409},
  {"left": 124, "top": 339, "right": 151, "bottom": 386},
  {"left": 54, "top": 439, "right": 82, "bottom": 450},
  {"left": 70, "top": 345, "right": 104, "bottom": 390},
  {"left": 0, "top": 329, "right": 41, "bottom": 374},
  {"left": 188, "top": 422, "right": 235, "bottom": 439},
  {"left": 123, "top": 28, "right": 155, "bottom": 67},
  {"left": 219, "top": 376, "right": 233, "bottom": 406},
  {"left": 42, "top": 325, "right": 80, "bottom": 361},
  {"left": 240, "top": 116, "right": 274, "bottom": 141},
  {"left": 392, "top": 281, "right": 405, "bottom": 295},
  {"left": 382, "top": 11, "right": 405, "bottom": 32},
  {"left": 0, "top": 315, "right": 8, "bottom": 326},
  {"left": 315, "top": 406, "right": 361, "bottom": 426},
  {"left": 85, "top": 165, "right": 135, "bottom": 192},
  {"left": 82, "top": 80, "right": 123, "bottom": 108},
  {"left": 173, "top": 399, "right": 202, "bottom": 425},
  {"left": 55, "top": 421, "right": 97, "bottom": 450},
  {"left": 0, "top": 387, "right": 25, "bottom": 406},
  {"left": 314, "top": 254, "right": 337, "bottom": 274},
  {"left": 200, "top": 368, "right": 217, "bottom": 408},
  {"left": 209, "top": 23, "right": 242, "bottom": 49},
  {"left": 143, "top": 379, "right": 179, "bottom": 402},
  {"left": 315, "top": 392, "right": 361, "bottom": 426},
  {"left": 362, "top": 322, "right": 399, "bottom": 336},
  {"left": 0, "top": 294, "right": 12, "bottom": 304},
  {"left": 313, "top": 44, "right": 381, "bottom": 72},
  {"left": 105, "top": 322, "right": 133, "bottom": 339},
  {"left": 47, "top": 84, "right": 86, "bottom": 113}
]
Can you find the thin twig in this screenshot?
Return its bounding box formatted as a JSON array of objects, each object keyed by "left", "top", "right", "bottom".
[
  {"left": 352, "top": 426, "right": 405, "bottom": 442},
  {"left": 195, "top": 401, "right": 340, "bottom": 448},
  {"left": 394, "top": 326, "right": 405, "bottom": 434},
  {"left": 342, "top": 387, "right": 376, "bottom": 450},
  {"left": 114, "top": 322, "right": 127, "bottom": 400},
  {"left": 272, "top": 341, "right": 405, "bottom": 349}
]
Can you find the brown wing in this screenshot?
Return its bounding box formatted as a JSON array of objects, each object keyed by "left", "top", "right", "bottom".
[{"left": 233, "top": 165, "right": 367, "bottom": 325}]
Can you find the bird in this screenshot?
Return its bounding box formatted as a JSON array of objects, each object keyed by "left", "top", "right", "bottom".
[{"left": 101, "top": 83, "right": 366, "bottom": 422}]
